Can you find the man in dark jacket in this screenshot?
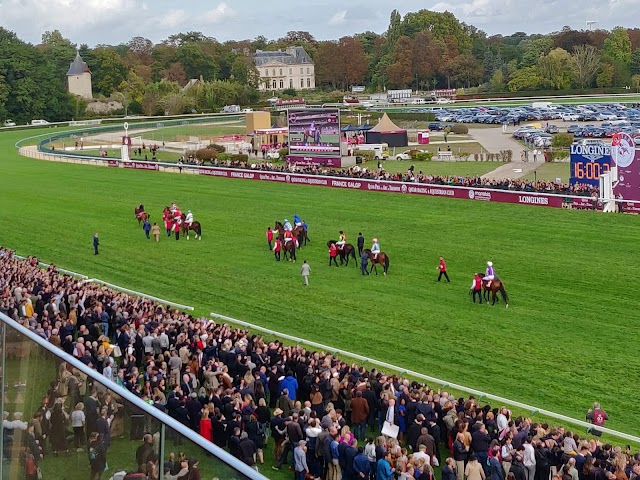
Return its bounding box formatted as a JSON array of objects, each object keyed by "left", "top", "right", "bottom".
[
  {"left": 510, "top": 455, "right": 527, "bottom": 480},
  {"left": 354, "top": 447, "right": 371, "bottom": 479},
  {"left": 136, "top": 434, "right": 157, "bottom": 472},
  {"left": 357, "top": 233, "right": 365, "bottom": 256},
  {"left": 93, "top": 233, "right": 99, "bottom": 255},
  {"left": 238, "top": 432, "right": 257, "bottom": 467},
  {"left": 472, "top": 423, "right": 491, "bottom": 474}
]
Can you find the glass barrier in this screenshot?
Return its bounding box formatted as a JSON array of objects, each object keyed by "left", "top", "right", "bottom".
[{"left": 0, "top": 321, "right": 257, "bottom": 480}]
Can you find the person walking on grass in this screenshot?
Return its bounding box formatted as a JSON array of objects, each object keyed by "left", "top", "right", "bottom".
[
  {"left": 360, "top": 251, "right": 370, "bottom": 276},
  {"left": 300, "top": 260, "right": 311, "bottom": 286},
  {"left": 437, "top": 256, "right": 450, "bottom": 282},
  {"left": 143, "top": 219, "right": 151, "bottom": 239},
  {"left": 93, "top": 233, "right": 99, "bottom": 255},
  {"left": 151, "top": 223, "right": 160, "bottom": 242}
]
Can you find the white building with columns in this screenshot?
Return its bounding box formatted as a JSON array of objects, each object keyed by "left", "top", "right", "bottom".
[{"left": 253, "top": 47, "right": 315, "bottom": 91}]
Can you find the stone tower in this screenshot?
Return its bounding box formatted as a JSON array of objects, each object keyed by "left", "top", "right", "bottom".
[{"left": 67, "top": 49, "right": 93, "bottom": 99}]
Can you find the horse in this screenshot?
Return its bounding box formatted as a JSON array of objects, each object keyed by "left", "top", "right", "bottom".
[
  {"left": 483, "top": 279, "right": 509, "bottom": 308},
  {"left": 327, "top": 241, "right": 357, "bottom": 267},
  {"left": 363, "top": 249, "right": 390, "bottom": 276},
  {"left": 294, "top": 225, "right": 310, "bottom": 247},
  {"left": 180, "top": 214, "right": 202, "bottom": 240},
  {"left": 134, "top": 207, "right": 149, "bottom": 226},
  {"left": 282, "top": 239, "right": 297, "bottom": 262}
]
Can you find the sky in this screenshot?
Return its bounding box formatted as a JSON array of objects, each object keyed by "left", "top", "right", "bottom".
[{"left": 0, "top": 0, "right": 638, "bottom": 46}]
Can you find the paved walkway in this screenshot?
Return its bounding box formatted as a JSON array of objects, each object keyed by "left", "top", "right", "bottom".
[{"left": 470, "top": 126, "right": 545, "bottom": 180}]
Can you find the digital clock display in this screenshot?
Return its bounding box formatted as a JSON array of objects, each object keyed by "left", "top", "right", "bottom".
[{"left": 570, "top": 157, "right": 612, "bottom": 186}]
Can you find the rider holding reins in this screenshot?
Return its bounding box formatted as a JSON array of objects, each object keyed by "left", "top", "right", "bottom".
[
  {"left": 185, "top": 210, "right": 194, "bottom": 228},
  {"left": 483, "top": 261, "right": 496, "bottom": 287},
  {"left": 371, "top": 238, "right": 380, "bottom": 260},
  {"left": 336, "top": 231, "right": 346, "bottom": 251}
]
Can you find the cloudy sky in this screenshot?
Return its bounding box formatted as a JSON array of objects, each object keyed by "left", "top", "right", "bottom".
[{"left": 0, "top": 0, "right": 637, "bottom": 46}]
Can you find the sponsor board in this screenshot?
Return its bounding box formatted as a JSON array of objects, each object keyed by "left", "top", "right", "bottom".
[
  {"left": 192, "top": 168, "right": 571, "bottom": 209},
  {"left": 123, "top": 161, "right": 158, "bottom": 171},
  {"left": 107, "top": 160, "right": 119, "bottom": 167}
]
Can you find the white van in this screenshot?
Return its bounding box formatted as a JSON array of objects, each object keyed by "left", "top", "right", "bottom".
[
  {"left": 30, "top": 119, "right": 49, "bottom": 126},
  {"left": 532, "top": 102, "right": 553, "bottom": 109},
  {"left": 356, "top": 143, "right": 390, "bottom": 160}
]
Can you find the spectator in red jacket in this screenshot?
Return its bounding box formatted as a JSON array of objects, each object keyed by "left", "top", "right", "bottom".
[{"left": 329, "top": 243, "right": 339, "bottom": 267}]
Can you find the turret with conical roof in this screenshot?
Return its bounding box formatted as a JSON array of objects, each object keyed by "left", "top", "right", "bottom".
[{"left": 67, "top": 49, "right": 92, "bottom": 99}]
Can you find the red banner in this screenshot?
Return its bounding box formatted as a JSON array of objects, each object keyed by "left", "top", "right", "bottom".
[
  {"left": 107, "top": 160, "right": 119, "bottom": 167},
  {"left": 123, "top": 161, "right": 158, "bottom": 171},
  {"left": 196, "top": 167, "right": 567, "bottom": 208}
]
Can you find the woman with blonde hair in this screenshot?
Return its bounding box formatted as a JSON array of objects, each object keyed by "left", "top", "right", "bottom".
[{"left": 340, "top": 425, "right": 355, "bottom": 446}]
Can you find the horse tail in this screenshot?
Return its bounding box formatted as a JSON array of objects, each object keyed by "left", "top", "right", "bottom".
[
  {"left": 384, "top": 254, "right": 390, "bottom": 271},
  {"left": 500, "top": 284, "right": 509, "bottom": 303}
]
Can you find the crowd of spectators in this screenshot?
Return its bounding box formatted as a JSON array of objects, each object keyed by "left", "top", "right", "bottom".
[
  {"left": 205, "top": 159, "right": 599, "bottom": 197},
  {"left": 0, "top": 247, "right": 634, "bottom": 480}
]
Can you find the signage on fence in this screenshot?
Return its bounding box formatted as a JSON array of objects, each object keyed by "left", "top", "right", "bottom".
[
  {"left": 196, "top": 166, "right": 565, "bottom": 208},
  {"left": 570, "top": 143, "right": 612, "bottom": 186},
  {"left": 107, "top": 160, "right": 119, "bottom": 167},
  {"left": 123, "top": 161, "right": 159, "bottom": 171}
]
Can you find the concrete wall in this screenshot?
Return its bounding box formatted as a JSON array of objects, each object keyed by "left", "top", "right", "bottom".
[{"left": 68, "top": 73, "right": 93, "bottom": 99}]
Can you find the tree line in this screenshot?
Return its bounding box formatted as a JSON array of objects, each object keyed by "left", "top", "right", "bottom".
[{"left": 2, "top": 12, "right": 640, "bottom": 123}]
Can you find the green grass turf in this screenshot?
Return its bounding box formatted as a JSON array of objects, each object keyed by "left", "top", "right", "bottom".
[
  {"left": 2, "top": 128, "right": 640, "bottom": 441},
  {"left": 525, "top": 162, "right": 572, "bottom": 182},
  {"left": 140, "top": 123, "right": 246, "bottom": 142}
]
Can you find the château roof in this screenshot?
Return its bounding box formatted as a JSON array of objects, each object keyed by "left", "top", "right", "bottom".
[
  {"left": 67, "top": 50, "right": 91, "bottom": 76},
  {"left": 253, "top": 46, "right": 313, "bottom": 67}
]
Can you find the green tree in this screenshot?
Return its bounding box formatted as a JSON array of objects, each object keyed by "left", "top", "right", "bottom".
[
  {"left": 490, "top": 69, "right": 505, "bottom": 91},
  {"left": 507, "top": 66, "right": 543, "bottom": 91},
  {"left": 537, "top": 48, "right": 574, "bottom": 89},
  {"left": 91, "top": 47, "right": 128, "bottom": 96},
  {"left": 520, "top": 37, "right": 554, "bottom": 67},
  {"left": 0, "top": 27, "right": 74, "bottom": 123},
  {"left": 39, "top": 30, "right": 77, "bottom": 81},
  {"left": 631, "top": 49, "right": 640, "bottom": 75},
  {"left": 632, "top": 74, "right": 640, "bottom": 92},
  {"left": 596, "top": 62, "right": 614, "bottom": 88},
  {"left": 603, "top": 27, "right": 632, "bottom": 64}
]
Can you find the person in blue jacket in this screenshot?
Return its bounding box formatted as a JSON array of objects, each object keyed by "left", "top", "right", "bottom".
[{"left": 279, "top": 371, "right": 298, "bottom": 400}]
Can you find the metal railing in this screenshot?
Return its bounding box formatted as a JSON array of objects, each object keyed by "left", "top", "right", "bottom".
[
  {"left": 0, "top": 311, "right": 267, "bottom": 480},
  {"left": 209, "top": 312, "right": 640, "bottom": 444}
]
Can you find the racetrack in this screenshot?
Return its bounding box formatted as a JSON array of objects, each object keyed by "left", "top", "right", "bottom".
[{"left": 2, "top": 128, "right": 640, "bottom": 436}]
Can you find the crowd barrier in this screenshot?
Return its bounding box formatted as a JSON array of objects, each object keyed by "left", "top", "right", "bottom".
[{"left": 20, "top": 147, "right": 626, "bottom": 212}]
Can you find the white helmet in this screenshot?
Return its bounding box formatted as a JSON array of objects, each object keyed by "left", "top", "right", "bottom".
[{"left": 487, "top": 261, "right": 493, "bottom": 267}]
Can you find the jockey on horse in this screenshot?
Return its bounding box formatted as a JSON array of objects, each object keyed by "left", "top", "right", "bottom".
[
  {"left": 283, "top": 218, "right": 293, "bottom": 231},
  {"left": 336, "top": 231, "right": 346, "bottom": 251},
  {"left": 184, "top": 210, "right": 194, "bottom": 228},
  {"left": 371, "top": 238, "right": 381, "bottom": 260},
  {"left": 293, "top": 214, "right": 303, "bottom": 228},
  {"left": 483, "top": 261, "right": 496, "bottom": 288}
]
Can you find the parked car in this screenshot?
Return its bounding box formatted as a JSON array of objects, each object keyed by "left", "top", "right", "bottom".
[
  {"left": 428, "top": 122, "right": 442, "bottom": 131},
  {"left": 545, "top": 125, "right": 559, "bottom": 134},
  {"left": 395, "top": 150, "right": 416, "bottom": 160},
  {"left": 3, "top": 120, "right": 16, "bottom": 127},
  {"left": 266, "top": 150, "right": 281, "bottom": 160},
  {"left": 30, "top": 119, "right": 49, "bottom": 126}
]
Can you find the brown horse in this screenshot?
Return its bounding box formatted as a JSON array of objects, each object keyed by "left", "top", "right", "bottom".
[
  {"left": 294, "top": 225, "right": 310, "bottom": 247},
  {"left": 134, "top": 207, "right": 149, "bottom": 225},
  {"left": 327, "top": 241, "right": 357, "bottom": 266},
  {"left": 282, "top": 239, "right": 297, "bottom": 262},
  {"left": 180, "top": 214, "right": 202, "bottom": 240},
  {"left": 363, "top": 249, "right": 390, "bottom": 276},
  {"left": 483, "top": 279, "right": 509, "bottom": 308}
]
